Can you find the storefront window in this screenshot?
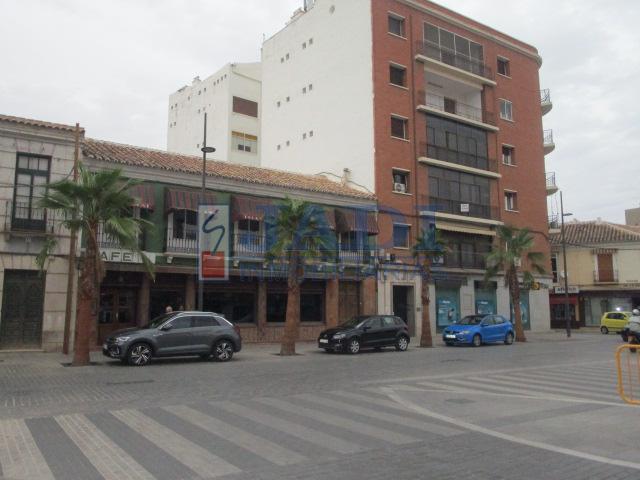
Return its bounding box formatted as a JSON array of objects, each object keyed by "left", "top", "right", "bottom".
[
  {"left": 301, "top": 293, "right": 324, "bottom": 322},
  {"left": 267, "top": 293, "right": 287, "bottom": 323},
  {"left": 205, "top": 292, "right": 255, "bottom": 324}
]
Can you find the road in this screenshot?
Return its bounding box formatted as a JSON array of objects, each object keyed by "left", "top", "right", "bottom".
[{"left": 0, "top": 332, "right": 638, "bottom": 479}]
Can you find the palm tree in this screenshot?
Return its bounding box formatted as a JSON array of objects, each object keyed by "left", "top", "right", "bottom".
[
  {"left": 484, "top": 225, "right": 546, "bottom": 343},
  {"left": 37, "top": 165, "right": 153, "bottom": 366},
  {"left": 413, "top": 226, "right": 446, "bottom": 348},
  {"left": 266, "top": 198, "right": 335, "bottom": 356}
]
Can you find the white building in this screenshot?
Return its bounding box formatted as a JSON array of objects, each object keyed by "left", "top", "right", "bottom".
[{"left": 168, "top": 62, "right": 262, "bottom": 167}]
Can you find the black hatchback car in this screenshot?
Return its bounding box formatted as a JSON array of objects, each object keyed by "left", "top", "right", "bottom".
[
  {"left": 318, "top": 315, "right": 410, "bottom": 354},
  {"left": 103, "top": 311, "right": 242, "bottom": 366}
]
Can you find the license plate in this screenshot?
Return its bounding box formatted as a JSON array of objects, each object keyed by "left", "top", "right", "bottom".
[
  {"left": 445, "top": 335, "right": 456, "bottom": 339},
  {"left": 319, "top": 339, "right": 329, "bottom": 344}
]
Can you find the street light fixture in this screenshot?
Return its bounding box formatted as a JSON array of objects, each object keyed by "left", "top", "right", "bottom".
[
  {"left": 560, "top": 191, "right": 573, "bottom": 338},
  {"left": 198, "top": 113, "right": 216, "bottom": 312}
]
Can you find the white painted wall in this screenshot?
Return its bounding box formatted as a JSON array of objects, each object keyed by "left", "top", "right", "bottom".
[
  {"left": 168, "top": 63, "right": 261, "bottom": 167},
  {"left": 261, "top": 0, "right": 376, "bottom": 191}
]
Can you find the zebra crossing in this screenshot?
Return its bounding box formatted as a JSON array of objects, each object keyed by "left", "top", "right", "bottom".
[{"left": 0, "top": 386, "right": 465, "bottom": 480}]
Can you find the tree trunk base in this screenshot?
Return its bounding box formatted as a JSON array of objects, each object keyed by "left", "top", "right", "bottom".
[
  {"left": 516, "top": 335, "right": 527, "bottom": 343},
  {"left": 280, "top": 343, "right": 296, "bottom": 356}
]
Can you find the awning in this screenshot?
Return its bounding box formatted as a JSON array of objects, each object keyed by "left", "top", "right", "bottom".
[
  {"left": 335, "top": 208, "right": 378, "bottom": 235},
  {"left": 437, "top": 223, "right": 496, "bottom": 237},
  {"left": 165, "top": 188, "right": 217, "bottom": 212},
  {"left": 231, "top": 195, "right": 272, "bottom": 222},
  {"left": 322, "top": 208, "right": 336, "bottom": 230},
  {"left": 129, "top": 184, "right": 155, "bottom": 211}
]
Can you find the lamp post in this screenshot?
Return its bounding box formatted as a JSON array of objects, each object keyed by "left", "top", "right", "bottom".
[
  {"left": 198, "top": 113, "right": 216, "bottom": 311},
  {"left": 560, "top": 191, "right": 573, "bottom": 338}
]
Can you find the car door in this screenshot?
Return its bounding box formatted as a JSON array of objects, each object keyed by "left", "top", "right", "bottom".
[
  {"left": 494, "top": 315, "right": 510, "bottom": 340},
  {"left": 380, "top": 316, "right": 401, "bottom": 346},
  {"left": 360, "top": 317, "right": 383, "bottom": 347},
  {"left": 481, "top": 315, "right": 499, "bottom": 342},
  {"left": 191, "top": 314, "right": 221, "bottom": 353},
  {"left": 154, "top": 315, "right": 194, "bottom": 356},
  {"left": 611, "top": 313, "right": 627, "bottom": 331}
]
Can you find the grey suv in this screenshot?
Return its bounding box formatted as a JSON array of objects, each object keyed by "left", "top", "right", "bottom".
[{"left": 102, "top": 311, "right": 242, "bottom": 366}]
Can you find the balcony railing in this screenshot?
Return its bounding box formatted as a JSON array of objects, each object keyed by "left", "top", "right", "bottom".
[
  {"left": 548, "top": 214, "right": 560, "bottom": 230},
  {"left": 544, "top": 129, "right": 554, "bottom": 145},
  {"left": 233, "top": 232, "right": 265, "bottom": 258},
  {"left": 166, "top": 225, "right": 197, "bottom": 254},
  {"left": 419, "top": 142, "right": 498, "bottom": 173},
  {"left": 541, "top": 89, "right": 552, "bottom": 105},
  {"left": 425, "top": 196, "right": 500, "bottom": 220},
  {"left": 2, "top": 200, "right": 59, "bottom": 234},
  {"left": 339, "top": 248, "right": 374, "bottom": 265},
  {"left": 438, "top": 252, "right": 487, "bottom": 270},
  {"left": 419, "top": 92, "right": 497, "bottom": 126},
  {"left": 546, "top": 172, "right": 557, "bottom": 189},
  {"left": 594, "top": 269, "right": 619, "bottom": 284},
  {"left": 415, "top": 41, "right": 494, "bottom": 80},
  {"left": 97, "top": 226, "right": 144, "bottom": 250}
]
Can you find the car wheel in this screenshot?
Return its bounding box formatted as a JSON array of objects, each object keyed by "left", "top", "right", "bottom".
[
  {"left": 395, "top": 335, "right": 409, "bottom": 352},
  {"left": 504, "top": 332, "right": 514, "bottom": 345},
  {"left": 212, "top": 340, "right": 234, "bottom": 362},
  {"left": 472, "top": 334, "right": 482, "bottom": 347},
  {"left": 127, "top": 343, "right": 152, "bottom": 367},
  {"left": 347, "top": 338, "right": 361, "bottom": 355},
  {"left": 601, "top": 326, "right": 609, "bottom": 335}
]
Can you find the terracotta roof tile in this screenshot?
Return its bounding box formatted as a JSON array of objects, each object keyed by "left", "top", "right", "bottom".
[
  {"left": 550, "top": 221, "right": 640, "bottom": 246},
  {"left": 0, "top": 114, "right": 82, "bottom": 133},
  {"left": 83, "top": 138, "right": 375, "bottom": 201}
]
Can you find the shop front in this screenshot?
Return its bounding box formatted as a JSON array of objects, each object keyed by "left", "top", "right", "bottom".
[
  {"left": 549, "top": 291, "right": 579, "bottom": 329},
  {"left": 435, "top": 281, "right": 461, "bottom": 333}
]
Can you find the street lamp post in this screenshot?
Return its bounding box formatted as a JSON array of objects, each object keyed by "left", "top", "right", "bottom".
[
  {"left": 198, "top": 113, "right": 216, "bottom": 311},
  {"left": 560, "top": 191, "right": 573, "bottom": 338}
]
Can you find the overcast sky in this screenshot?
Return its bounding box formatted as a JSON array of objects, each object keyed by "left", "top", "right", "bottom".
[{"left": 1, "top": 0, "right": 638, "bottom": 223}]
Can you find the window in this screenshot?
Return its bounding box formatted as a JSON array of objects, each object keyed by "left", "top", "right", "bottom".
[
  {"left": 502, "top": 145, "right": 515, "bottom": 165},
  {"left": 424, "top": 23, "right": 485, "bottom": 76},
  {"left": 392, "top": 169, "right": 409, "bottom": 193},
  {"left": 551, "top": 254, "right": 558, "bottom": 283},
  {"left": 193, "top": 316, "right": 220, "bottom": 328},
  {"left": 389, "top": 64, "right": 407, "bottom": 87},
  {"left": 500, "top": 99, "right": 513, "bottom": 121},
  {"left": 168, "top": 316, "right": 192, "bottom": 330},
  {"left": 340, "top": 231, "right": 362, "bottom": 252},
  {"left": 13, "top": 154, "right": 51, "bottom": 231},
  {"left": 393, "top": 224, "right": 410, "bottom": 248},
  {"left": 232, "top": 131, "right": 258, "bottom": 154},
  {"left": 205, "top": 293, "right": 255, "bottom": 324},
  {"left": 172, "top": 210, "right": 198, "bottom": 240},
  {"left": 504, "top": 191, "right": 518, "bottom": 211},
  {"left": 425, "top": 114, "right": 490, "bottom": 171},
  {"left": 232, "top": 96, "right": 258, "bottom": 117},
  {"left": 497, "top": 57, "right": 510, "bottom": 77},
  {"left": 428, "top": 166, "right": 492, "bottom": 219},
  {"left": 301, "top": 293, "right": 324, "bottom": 322},
  {"left": 391, "top": 116, "right": 408, "bottom": 139},
  {"left": 382, "top": 316, "right": 397, "bottom": 327},
  {"left": 388, "top": 14, "right": 405, "bottom": 37}
]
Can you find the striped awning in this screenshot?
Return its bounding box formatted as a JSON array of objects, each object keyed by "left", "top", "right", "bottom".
[
  {"left": 437, "top": 223, "right": 496, "bottom": 237},
  {"left": 231, "top": 196, "right": 272, "bottom": 222},
  {"left": 335, "top": 208, "right": 378, "bottom": 235},
  {"left": 322, "top": 208, "right": 337, "bottom": 230},
  {"left": 129, "top": 184, "right": 155, "bottom": 211},
  {"left": 165, "top": 188, "right": 217, "bottom": 212}
]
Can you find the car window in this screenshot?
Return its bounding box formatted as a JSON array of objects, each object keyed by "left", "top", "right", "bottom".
[
  {"left": 365, "top": 318, "right": 382, "bottom": 329},
  {"left": 382, "top": 317, "right": 397, "bottom": 327},
  {"left": 494, "top": 316, "right": 506, "bottom": 324},
  {"left": 194, "top": 316, "right": 220, "bottom": 328},
  {"left": 168, "top": 316, "right": 192, "bottom": 330},
  {"left": 482, "top": 316, "right": 495, "bottom": 325},
  {"left": 394, "top": 317, "right": 405, "bottom": 326}
]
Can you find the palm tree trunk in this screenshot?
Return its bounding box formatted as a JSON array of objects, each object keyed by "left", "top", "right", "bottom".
[
  {"left": 509, "top": 268, "right": 527, "bottom": 343},
  {"left": 420, "top": 260, "right": 433, "bottom": 348},
  {"left": 281, "top": 255, "right": 301, "bottom": 356},
  {"left": 73, "top": 228, "right": 98, "bottom": 366}
]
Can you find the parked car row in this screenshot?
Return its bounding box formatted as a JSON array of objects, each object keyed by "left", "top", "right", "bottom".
[{"left": 104, "top": 311, "right": 519, "bottom": 367}]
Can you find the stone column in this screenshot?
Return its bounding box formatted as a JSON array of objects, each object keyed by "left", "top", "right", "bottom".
[
  {"left": 257, "top": 280, "right": 267, "bottom": 341},
  {"left": 360, "top": 276, "right": 377, "bottom": 316},
  {"left": 185, "top": 275, "right": 196, "bottom": 311},
  {"left": 325, "top": 277, "right": 339, "bottom": 328},
  {"left": 137, "top": 275, "right": 150, "bottom": 327}
]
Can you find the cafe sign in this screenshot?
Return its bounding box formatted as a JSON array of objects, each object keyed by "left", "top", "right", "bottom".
[{"left": 100, "top": 248, "right": 144, "bottom": 264}]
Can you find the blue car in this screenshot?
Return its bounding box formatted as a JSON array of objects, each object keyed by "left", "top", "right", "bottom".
[{"left": 442, "top": 314, "right": 515, "bottom": 347}]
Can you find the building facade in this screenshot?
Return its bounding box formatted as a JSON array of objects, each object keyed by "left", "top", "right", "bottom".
[
  {"left": 260, "top": 0, "right": 553, "bottom": 333},
  {"left": 168, "top": 63, "right": 262, "bottom": 166},
  {"left": 0, "top": 115, "right": 81, "bottom": 352},
  {"left": 549, "top": 221, "right": 640, "bottom": 329}
]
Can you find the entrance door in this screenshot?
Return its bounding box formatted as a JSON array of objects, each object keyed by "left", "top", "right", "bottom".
[
  {"left": 0, "top": 270, "right": 45, "bottom": 349},
  {"left": 393, "top": 286, "right": 415, "bottom": 336},
  {"left": 435, "top": 287, "right": 460, "bottom": 332},
  {"left": 98, "top": 289, "right": 137, "bottom": 344}
]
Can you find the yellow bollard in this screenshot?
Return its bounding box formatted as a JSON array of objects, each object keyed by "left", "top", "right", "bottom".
[{"left": 616, "top": 344, "right": 640, "bottom": 405}]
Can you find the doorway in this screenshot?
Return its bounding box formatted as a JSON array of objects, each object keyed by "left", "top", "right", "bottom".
[
  {"left": 0, "top": 270, "right": 45, "bottom": 349},
  {"left": 393, "top": 285, "right": 415, "bottom": 336},
  {"left": 98, "top": 288, "right": 137, "bottom": 344}
]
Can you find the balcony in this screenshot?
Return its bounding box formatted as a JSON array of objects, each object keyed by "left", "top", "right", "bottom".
[
  {"left": 425, "top": 196, "right": 500, "bottom": 221},
  {"left": 541, "top": 89, "right": 553, "bottom": 116},
  {"left": 339, "top": 248, "right": 374, "bottom": 265},
  {"left": 437, "top": 252, "right": 487, "bottom": 270},
  {"left": 594, "top": 269, "right": 619, "bottom": 284},
  {"left": 548, "top": 214, "right": 560, "bottom": 231},
  {"left": 2, "top": 200, "right": 59, "bottom": 235},
  {"left": 417, "top": 92, "right": 498, "bottom": 131},
  {"left": 97, "top": 226, "right": 144, "bottom": 250},
  {"left": 546, "top": 172, "right": 559, "bottom": 196},
  {"left": 166, "top": 225, "right": 197, "bottom": 255},
  {"left": 415, "top": 41, "right": 495, "bottom": 85},
  {"left": 233, "top": 232, "right": 265, "bottom": 259},
  {"left": 544, "top": 129, "right": 555, "bottom": 155},
  {"left": 419, "top": 142, "right": 499, "bottom": 176}
]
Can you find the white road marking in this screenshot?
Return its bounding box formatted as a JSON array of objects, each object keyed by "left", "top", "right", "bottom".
[
  {"left": 0, "top": 419, "right": 55, "bottom": 480},
  {"left": 382, "top": 386, "right": 640, "bottom": 471}
]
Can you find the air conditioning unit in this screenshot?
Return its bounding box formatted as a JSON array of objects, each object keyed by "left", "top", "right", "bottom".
[{"left": 394, "top": 183, "right": 407, "bottom": 193}]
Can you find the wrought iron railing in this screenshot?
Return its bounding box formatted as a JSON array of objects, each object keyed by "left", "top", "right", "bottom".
[
  {"left": 594, "top": 269, "right": 619, "bottom": 284},
  {"left": 419, "top": 142, "right": 498, "bottom": 173},
  {"left": 548, "top": 214, "right": 560, "bottom": 230},
  {"left": 415, "top": 41, "right": 494, "bottom": 80},
  {"left": 544, "top": 129, "right": 554, "bottom": 146},
  {"left": 546, "top": 172, "right": 557, "bottom": 189},
  {"left": 233, "top": 232, "right": 266, "bottom": 258},
  {"left": 2, "top": 200, "right": 59, "bottom": 234},
  {"left": 419, "top": 91, "right": 497, "bottom": 126},
  {"left": 166, "top": 225, "right": 198, "bottom": 254},
  {"left": 540, "top": 89, "right": 552, "bottom": 105}
]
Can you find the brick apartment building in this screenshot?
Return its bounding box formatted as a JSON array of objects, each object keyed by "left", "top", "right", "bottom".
[{"left": 257, "top": 0, "right": 554, "bottom": 333}]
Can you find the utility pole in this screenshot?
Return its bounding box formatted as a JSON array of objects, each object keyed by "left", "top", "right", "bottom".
[
  {"left": 198, "top": 113, "right": 216, "bottom": 311},
  {"left": 63, "top": 123, "right": 81, "bottom": 354},
  {"left": 560, "top": 191, "right": 571, "bottom": 338}
]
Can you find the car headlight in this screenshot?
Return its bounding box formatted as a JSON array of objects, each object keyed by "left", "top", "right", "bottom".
[
  {"left": 333, "top": 333, "right": 346, "bottom": 340},
  {"left": 458, "top": 330, "right": 471, "bottom": 335},
  {"left": 115, "top": 336, "right": 131, "bottom": 344}
]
